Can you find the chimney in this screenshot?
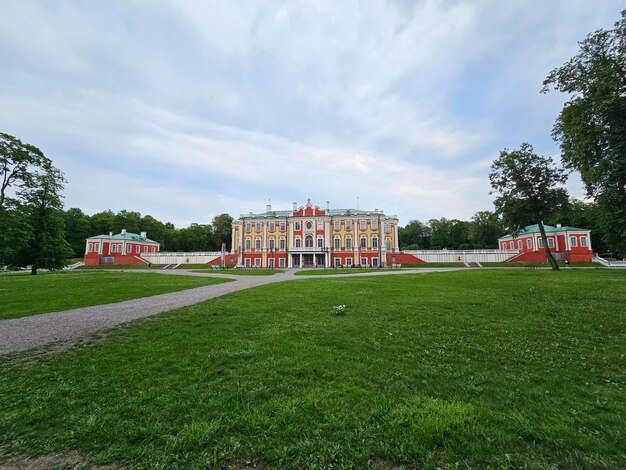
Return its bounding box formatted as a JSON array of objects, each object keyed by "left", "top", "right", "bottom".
[
  {"left": 326, "top": 201, "right": 330, "bottom": 211},
  {"left": 293, "top": 202, "right": 297, "bottom": 211},
  {"left": 121, "top": 229, "right": 127, "bottom": 235},
  {"left": 141, "top": 231, "right": 147, "bottom": 238},
  {"left": 556, "top": 224, "right": 562, "bottom": 228},
  {"left": 266, "top": 203, "right": 272, "bottom": 213},
  {"left": 109, "top": 232, "right": 113, "bottom": 237}
]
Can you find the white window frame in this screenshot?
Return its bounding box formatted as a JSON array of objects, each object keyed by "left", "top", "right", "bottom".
[
  {"left": 295, "top": 221, "right": 301, "bottom": 231},
  {"left": 334, "top": 237, "right": 341, "bottom": 249},
  {"left": 334, "top": 220, "right": 340, "bottom": 230},
  {"left": 570, "top": 236, "right": 577, "bottom": 247},
  {"left": 245, "top": 222, "right": 251, "bottom": 232},
  {"left": 255, "top": 258, "right": 261, "bottom": 267},
  {"left": 111, "top": 244, "right": 117, "bottom": 253},
  {"left": 255, "top": 222, "right": 261, "bottom": 231},
  {"left": 372, "top": 257, "right": 379, "bottom": 267},
  {"left": 245, "top": 239, "right": 251, "bottom": 250},
  {"left": 580, "top": 236, "right": 588, "bottom": 247},
  {"left": 360, "top": 219, "right": 367, "bottom": 230},
  {"left": 360, "top": 257, "right": 367, "bottom": 266},
  {"left": 280, "top": 221, "right": 286, "bottom": 232},
  {"left": 245, "top": 258, "right": 251, "bottom": 268},
  {"left": 295, "top": 237, "right": 301, "bottom": 248},
  {"left": 385, "top": 238, "right": 391, "bottom": 250},
  {"left": 518, "top": 240, "right": 522, "bottom": 249},
  {"left": 255, "top": 238, "right": 261, "bottom": 250},
  {"left": 371, "top": 219, "right": 378, "bottom": 230},
  {"left": 384, "top": 223, "right": 391, "bottom": 233},
  {"left": 538, "top": 238, "right": 544, "bottom": 248},
  {"left": 279, "top": 258, "right": 285, "bottom": 268},
  {"left": 317, "top": 220, "right": 324, "bottom": 230},
  {"left": 346, "top": 257, "right": 353, "bottom": 267},
  {"left": 360, "top": 236, "right": 367, "bottom": 249},
  {"left": 269, "top": 238, "right": 275, "bottom": 250},
  {"left": 305, "top": 221, "right": 313, "bottom": 230},
  {"left": 279, "top": 238, "right": 285, "bottom": 250},
  {"left": 334, "top": 258, "right": 341, "bottom": 267},
  {"left": 136, "top": 245, "right": 140, "bottom": 253},
  {"left": 269, "top": 222, "right": 275, "bottom": 232},
  {"left": 345, "top": 220, "right": 352, "bottom": 230},
  {"left": 317, "top": 238, "right": 323, "bottom": 248},
  {"left": 526, "top": 238, "right": 533, "bottom": 249},
  {"left": 346, "top": 237, "right": 352, "bottom": 249},
  {"left": 305, "top": 235, "right": 314, "bottom": 248},
  {"left": 547, "top": 238, "right": 555, "bottom": 248}
]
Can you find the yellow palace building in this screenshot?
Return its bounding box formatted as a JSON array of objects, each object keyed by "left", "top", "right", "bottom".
[{"left": 231, "top": 199, "right": 400, "bottom": 268}]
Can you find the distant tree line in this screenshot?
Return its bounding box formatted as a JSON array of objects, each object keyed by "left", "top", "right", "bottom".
[{"left": 62, "top": 208, "right": 234, "bottom": 258}]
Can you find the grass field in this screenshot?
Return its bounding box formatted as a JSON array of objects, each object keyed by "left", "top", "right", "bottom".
[
  {"left": 78, "top": 264, "right": 167, "bottom": 270},
  {"left": 187, "top": 267, "right": 286, "bottom": 275},
  {"left": 296, "top": 268, "right": 396, "bottom": 275},
  {"left": 0, "top": 271, "right": 232, "bottom": 320},
  {"left": 0, "top": 270, "right": 624, "bottom": 468}
]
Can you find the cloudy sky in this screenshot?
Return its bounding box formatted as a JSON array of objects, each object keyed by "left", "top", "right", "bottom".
[{"left": 0, "top": 1, "right": 620, "bottom": 227}]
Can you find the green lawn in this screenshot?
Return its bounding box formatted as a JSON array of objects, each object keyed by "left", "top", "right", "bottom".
[
  {"left": 187, "top": 267, "right": 286, "bottom": 275},
  {"left": 0, "top": 270, "right": 624, "bottom": 468},
  {"left": 0, "top": 271, "right": 232, "bottom": 320},
  {"left": 78, "top": 264, "right": 167, "bottom": 270}
]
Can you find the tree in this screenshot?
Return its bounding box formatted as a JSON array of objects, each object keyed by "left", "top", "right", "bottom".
[
  {"left": 1, "top": 133, "right": 52, "bottom": 211},
  {"left": 14, "top": 166, "right": 72, "bottom": 274},
  {"left": 489, "top": 143, "right": 569, "bottom": 270},
  {"left": 471, "top": 211, "right": 503, "bottom": 248},
  {"left": 542, "top": 10, "right": 626, "bottom": 255},
  {"left": 63, "top": 208, "right": 92, "bottom": 257},
  {"left": 398, "top": 219, "right": 430, "bottom": 250},
  {"left": 211, "top": 213, "right": 234, "bottom": 251}
]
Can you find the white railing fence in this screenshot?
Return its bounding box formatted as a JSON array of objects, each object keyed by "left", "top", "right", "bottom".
[
  {"left": 403, "top": 250, "right": 519, "bottom": 263},
  {"left": 141, "top": 252, "right": 222, "bottom": 265},
  {"left": 594, "top": 256, "right": 626, "bottom": 267}
]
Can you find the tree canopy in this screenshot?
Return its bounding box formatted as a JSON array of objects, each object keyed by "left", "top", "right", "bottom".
[
  {"left": 542, "top": 9, "right": 626, "bottom": 255},
  {"left": 489, "top": 143, "right": 569, "bottom": 269}
]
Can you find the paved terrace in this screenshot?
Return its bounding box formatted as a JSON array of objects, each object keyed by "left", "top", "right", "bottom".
[{"left": 0, "top": 267, "right": 469, "bottom": 355}]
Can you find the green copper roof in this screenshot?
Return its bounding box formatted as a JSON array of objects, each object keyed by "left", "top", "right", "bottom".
[{"left": 87, "top": 232, "right": 159, "bottom": 244}]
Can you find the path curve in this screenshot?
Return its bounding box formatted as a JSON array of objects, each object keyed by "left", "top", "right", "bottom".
[{"left": 0, "top": 268, "right": 466, "bottom": 355}]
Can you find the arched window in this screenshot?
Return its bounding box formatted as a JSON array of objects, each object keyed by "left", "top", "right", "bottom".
[{"left": 305, "top": 235, "right": 313, "bottom": 247}]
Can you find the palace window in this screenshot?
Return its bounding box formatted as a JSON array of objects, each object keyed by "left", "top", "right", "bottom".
[
  {"left": 346, "top": 258, "right": 352, "bottom": 267},
  {"left": 334, "top": 219, "right": 340, "bottom": 230},
  {"left": 245, "top": 258, "right": 251, "bottom": 268},
  {"left": 295, "top": 221, "right": 301, "bottom": 231},
  {"left": 385, "top": 238, "right": 391, "bottom": 250},
  {"left": 245, "top": 239, "right": 251, "bottom": 250},
  {"left": 279, "top": 238, "right": 285, "bottom": 250},
  {"left": 361, "top": 257, "right": 367, "bottom": 266},
  {"left": 360, "top": 236, "right": 367, "bottom": 248},
  {"left": 372, "top": 257, "right": 379, "bottom": 267},
  {"left": 279, "top": 258, "right": 286, "bottom": 267},
  {"left": 317, "top": 238, "right": 323, "bottom": 248},
  {"left": 255, "top": 238, "right": 261, "bottom": 250},
  {"left": 547, "top": 238, "right": 555, "bottom": 248},
  {"left": 570, "top": 236, "right": 577, "bottom": 247},
  {"left": 384, "top": 223, "right": 391, "bottom": 233},
  {"left": 334, "top": 258, "right": 341, "bottom": 267},
  {"left": 280, "top": 221, "right": 286, "bottom": 231},
  {"left": 345, "top": 220, "right": 352, "bottom": 230},
  {"left": 538, "top": 238, "right": 544, "bottom": 248},
  {"left": 346, "top": 237, "right": 352, "bottom": 249},
  {"left": 295, "top": 238, "right": 301, "bottom": 248},
  {"left": 305, "top": 235, "right": 314, "bottom": 248},
  {"left": 527, "top": 238, "right": 533, "bottom": 249},
  {"left": 334, "top": 237, "right": 340, "bottom": 249},
  {"left": 255, "top": 222, "right": 261, "bottom": 231},
  {"left": 152, "top": 247, "right": 156, "bottom": 253},
  {"left": 372, "top": 237, "right": 378, "bottom": 249},
  {"left": 518, "top": 240, "right": 522, "bottom": 249},
  {"left": 317, "top": 220, "right": 324, "bottom": 230},
  {"left": 269, "top": 222, "right": 275, "bottom": 232},
  {"left": 269, "top": 238, "right": 275, "bottom": 250},
  {"left": 245, "top": 223, "right": 251, "bottom": 232},
  {"left": 371, "top": 219, "right": 378, "bottom": 229},
  {"left": 360, "top": 219, "right": 367, "bottom": 230},
  {"left": 111, "top": 244, "right": 117, "bottom": 253},
  {"left": 136, "top": 245, "right": 140, "bottom": 253},
  {"left": 255, "top": 258, "right": 261, "bottom": 267},
  {"left": 580, "top": 236, "right": 588, "bottom": 247},
  {"left": 305, "top": 221, "right": 313, "bottom": 230},
  {"left": 509, "top": 241, "right": 514, "bottom": 249}
]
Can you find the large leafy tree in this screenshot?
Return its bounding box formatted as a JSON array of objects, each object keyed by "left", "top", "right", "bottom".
[
  {"left": 542, "top": 10, "right": 626, "bottom": 255},
  {"left": 489, "top": 143, "right": 569, "bottom": 270},
  {"left": 1, "top": 133, "right": 70, "bottom": 271},
  {"left": 14, "top": 166, "right": 72, "bottom": 274},
  {"left": 211, "top": 213, "right": 234, "bottom": 251},
  {"left": 63, "top": 208, "right": 92, "bottom": 257},
  {"left": 471, "top": 211, "right": 504, "bottom": 248}
]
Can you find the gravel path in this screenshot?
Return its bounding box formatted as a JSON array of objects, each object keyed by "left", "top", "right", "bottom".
[{"left": 0, "top": 268, "right": 465, "bottom": 355}]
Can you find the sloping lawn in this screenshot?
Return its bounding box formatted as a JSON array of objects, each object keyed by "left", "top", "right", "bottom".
[
  {"left": 0, "top": 270, "right": 624, "bottom": 468},
  {"left": 0, "top": 271, "right": 232, "bottom": 320}
]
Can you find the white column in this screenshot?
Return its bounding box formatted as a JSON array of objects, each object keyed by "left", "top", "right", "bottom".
[{"left": 393, "top": 220, "right": 399, "bottom": 252}]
